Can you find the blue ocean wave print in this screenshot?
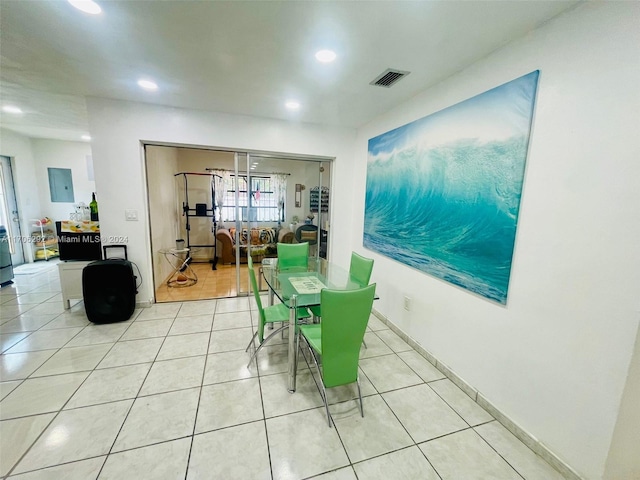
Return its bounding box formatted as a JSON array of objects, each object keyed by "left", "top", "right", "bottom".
[
  {"left": 363, "top": 70, "right": 539, "bottom": 304},
  {"left": 364, "top": 137, "right": 527, "bottom": 304}
]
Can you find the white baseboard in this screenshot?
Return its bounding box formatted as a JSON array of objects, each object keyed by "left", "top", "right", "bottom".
[{"left": 370, "top": 308, "right": 582, "bottom": 480}]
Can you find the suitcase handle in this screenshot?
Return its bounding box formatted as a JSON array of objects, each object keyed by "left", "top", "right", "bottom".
[{"left": 103, "top": 244, "right": 127, "bottom": 260}]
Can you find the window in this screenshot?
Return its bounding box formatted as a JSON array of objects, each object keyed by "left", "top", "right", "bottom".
[{"left": 221, "top": 175, "right": 283, "bottom": 222}]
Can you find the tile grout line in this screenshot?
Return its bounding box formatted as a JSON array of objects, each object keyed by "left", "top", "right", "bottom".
[
  {"left": 423, "top": 380, "right": 481, "bottom": 430},
  {"left": 372, "top": 308, "right": 580, "bottom": 480},
  {"left": 97, "top": 308, "right": 181, "bottom": 476},
  {"left": 471, "top": 425, "right": 528, "bottom": 480},
  {"left": 3, "top": 282, "right": 568, "bottom": 480},
  {"left": 2, "top": 408, "right": 60, "bottom": 478},
  {"left": 370, "top": 351, "right": 445, "bottom": 480},
  {"left": 250, "top": 305, "right": 276, "bottom": 480},
  {"left": 297, "top": 334, "right": 356, "bottom": 472},
  {"left": 182, "top": 309, "right": 215, "bottom": 480},
  {"left": 2, "top": 300, "right": 119, "bottom": 476}
]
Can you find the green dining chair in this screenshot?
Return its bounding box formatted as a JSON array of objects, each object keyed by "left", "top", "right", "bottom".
[
  {"left": 277, "top": 242, "right": 309, "bottom": 271},
  {"left": 299, "top": 283, "right": 376, "bottom": 427},
  {"left": 245, "top": 255, "right": 310, "bottom": 368},
  {"left": 349, "top": 252, "right": 375, "bottom": 286},
  {"left": 309, "top": 251, "right": 374, "bottom": 318}
]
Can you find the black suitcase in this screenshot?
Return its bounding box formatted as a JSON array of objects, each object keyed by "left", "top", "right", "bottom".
[{"left": 83, "top": 245, "right": 137, "bottom": 323}]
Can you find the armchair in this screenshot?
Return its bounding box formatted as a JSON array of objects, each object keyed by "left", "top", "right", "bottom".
[{"left": 216, "top": 226, "right": 294, "bottom": 264}]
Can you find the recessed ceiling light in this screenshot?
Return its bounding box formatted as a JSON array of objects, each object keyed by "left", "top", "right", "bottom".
[
  {"left": 315, "top": 50, "right": 336, "bottom": 63},
  {"left": 68, "top": 0, "right": 102, "bottom": 15},
  {"left": 137, "top": 79, "right": 158, "bottom": 91},
  {"left": 285, "top": 101, "right": 300, "bottom": 110},
  {"left": 2, "top": 105, "right": 22, "bottom": 114},
  {"left": 81, "top": 135, "right": 91, "bottom": 141}
]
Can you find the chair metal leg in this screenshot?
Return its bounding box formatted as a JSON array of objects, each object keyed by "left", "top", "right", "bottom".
[
  {"left": 245, "top": 331, "right": 258, "bottom": 352},
  {"left": 287, "top": 296, "right": 299, "bottom": 393},
  {"left": 295, "top": 327, "right": 300, "bottom": 368},
  {"left": 300, "top": 335, "right": 332, "bottom": 427},
  {"left": 321, "top": 378, "right": 331, "bottom": 427},
  {"left": 246, "top": 325, "right": 287, "bottom": 369},
  {"left": 356, "top": 377, "right": 364, "bottom": 418},
  {"left": 310, "top": 352, "right": 331, "bottom": 427}
]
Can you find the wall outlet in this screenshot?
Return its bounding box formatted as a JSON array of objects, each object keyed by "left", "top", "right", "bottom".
[
  {"left": 404, "top": 295, "right": 412, "bottom": 311},
  {"left": 125, "top": 209, "right": 138, "bottom": 221}
]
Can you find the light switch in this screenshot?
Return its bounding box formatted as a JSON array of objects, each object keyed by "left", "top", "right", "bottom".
[{"left": 125, "top": 209, "right": 138, "bottom": 221}]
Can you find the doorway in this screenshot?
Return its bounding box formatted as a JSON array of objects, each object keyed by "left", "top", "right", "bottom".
[
  {"left": 144, "top": 145, "right": 331, "bottom": 303},
  {"left": 0, "top": 155, "right": 25, "bottom": 266}
]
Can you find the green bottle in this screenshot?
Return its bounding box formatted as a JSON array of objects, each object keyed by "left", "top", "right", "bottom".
[{"left": 90, "top": 192, "right": 99, "bottom": 221}]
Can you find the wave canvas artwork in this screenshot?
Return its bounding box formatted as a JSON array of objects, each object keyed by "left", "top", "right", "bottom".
[{"left": 364, "top": 71, "right": 539, "bottom": 304}]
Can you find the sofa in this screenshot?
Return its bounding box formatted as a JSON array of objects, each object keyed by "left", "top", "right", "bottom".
[{"left": 216, "top": 226, "right": 294, "bottom": 264}]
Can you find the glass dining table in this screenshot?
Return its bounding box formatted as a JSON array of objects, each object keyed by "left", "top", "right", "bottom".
[{"left": 261, "top": 257, "right": 363, "bottom": 392}]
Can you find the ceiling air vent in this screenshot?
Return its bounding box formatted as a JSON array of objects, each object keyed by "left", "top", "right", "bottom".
[{"left": 370, "top": 68, "right": 410, "bottom": 88}]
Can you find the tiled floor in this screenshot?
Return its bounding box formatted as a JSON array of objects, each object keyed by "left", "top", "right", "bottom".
[{"left": 0, "top": 265, "right": 568, "bottom": 479}]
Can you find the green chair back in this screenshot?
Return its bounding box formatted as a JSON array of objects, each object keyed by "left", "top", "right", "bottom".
[
  {"left": 308, "top": 251, "right": 375, "bottom": 318},
  {"left": 349, "top": 252, "right": 374, "bottom": 286},
  {"left": 247, "top": 256, "right": 266, "bottom": 342},
  {"left": 320, "top": 283, "right": 376, "bottom": 388},
  {"left": 277, "top": 242, "right": 309, "bottom": 270}
]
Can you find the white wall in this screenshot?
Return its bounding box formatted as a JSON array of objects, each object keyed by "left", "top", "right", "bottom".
[
  {"left": 0, "top": 128, "right": 42, "bottom": 263},
  {"left": 86, "top": 99, "right": 356, "bottom": 305},
  {"left": 83, "top": 3, "right": 638, "bottom": 476},
  {"left": 30, "top": 139, "right": 95, "bottom": 222},
  {"left": 353, "top": 3, "right": 640, "bottom": 479}
]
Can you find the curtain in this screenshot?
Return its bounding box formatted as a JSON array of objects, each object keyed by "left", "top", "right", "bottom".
[
  {"left": 211, "top": 170, "right": 230, "bottom": 226},
  {"left": 272, "top": 174, "right": 287, "bottom": 225}
]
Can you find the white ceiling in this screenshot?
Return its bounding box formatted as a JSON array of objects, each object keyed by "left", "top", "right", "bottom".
[{"left": 0, "top": 0, "right": 579, "bottom": 142}]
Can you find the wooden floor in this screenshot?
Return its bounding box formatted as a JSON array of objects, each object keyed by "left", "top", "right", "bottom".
[{"left": 155, "top": 262, "right": 263, "bottom": 302}]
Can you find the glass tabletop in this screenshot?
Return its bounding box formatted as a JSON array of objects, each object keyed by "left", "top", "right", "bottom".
[
  {"left": 261, "top": 257, "right": 361, "bottom": 308},
  {"left": 262, "top": 256, "right": 379, "bottom": 393}
]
